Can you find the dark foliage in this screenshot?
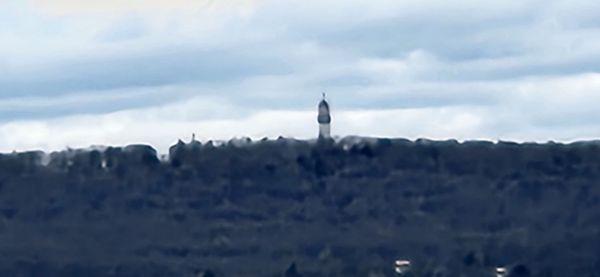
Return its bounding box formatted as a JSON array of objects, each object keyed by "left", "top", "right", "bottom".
[{"left": 0, "top": 137, "right": 599, "bottom": 276}]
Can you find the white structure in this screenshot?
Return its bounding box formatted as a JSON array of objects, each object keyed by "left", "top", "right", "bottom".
[
  {"left": 318, "top": 93, "right": 331, "bottom": 139},
  {"left": 394, "top": 260, "right": 411, "bottom": 275},
  {"left": 495, "top": 267, "right": 507, "bottom": 277}
]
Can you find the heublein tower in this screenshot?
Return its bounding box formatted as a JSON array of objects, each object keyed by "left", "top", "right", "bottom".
[{"left": 317, "top": 93, "right": 331, "bottom": 139}]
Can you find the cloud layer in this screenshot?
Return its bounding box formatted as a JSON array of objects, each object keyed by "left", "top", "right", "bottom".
[{"left": 1, "top": 0, "right": 600, "bottom": 152}]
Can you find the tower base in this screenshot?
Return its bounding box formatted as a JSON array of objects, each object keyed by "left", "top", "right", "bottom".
[{"left": 319, "top": 124, "right": 331, "bottom": 139}]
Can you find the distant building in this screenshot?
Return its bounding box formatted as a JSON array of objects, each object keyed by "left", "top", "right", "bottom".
[{"left": 318, "top": 93, "right": 331, "bottom": 139}]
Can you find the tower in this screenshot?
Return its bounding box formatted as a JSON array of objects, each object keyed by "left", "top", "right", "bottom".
[{"left": 317, "top": 93, "right": 331, "bottom": 139}]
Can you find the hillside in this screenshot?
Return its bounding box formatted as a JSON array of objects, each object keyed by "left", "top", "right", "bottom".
[{"left": 0, "top": 137, "right": 599, "bottom": 276}]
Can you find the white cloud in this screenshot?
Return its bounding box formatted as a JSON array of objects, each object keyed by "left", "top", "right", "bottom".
[
  {"left": 31, "top": 0, "right": 259, "bottom": 16},
  {"left": 2, "top": 73, "right": 599, "bottom": 154},
  {"left": 0, "top": 0, "right": 599, "bottom": 152}
]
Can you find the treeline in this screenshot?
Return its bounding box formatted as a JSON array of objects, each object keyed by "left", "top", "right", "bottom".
[{"left": 0, "top": 137, "right": 600, "bottom": 276}]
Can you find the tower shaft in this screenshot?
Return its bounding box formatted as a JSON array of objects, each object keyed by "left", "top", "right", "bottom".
[{"left": 319, "top": 123, "right": 330, "bottom": 139}]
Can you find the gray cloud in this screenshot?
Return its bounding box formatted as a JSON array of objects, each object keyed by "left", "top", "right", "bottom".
[
  {"left": 0, "top": 0, "right": 599, "bottom": 151},
  {"left": 0, "top": 46, "right": 290, "bottom": 97}
]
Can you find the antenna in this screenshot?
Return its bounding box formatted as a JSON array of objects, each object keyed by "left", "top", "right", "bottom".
[{"left": 322, "top": 92, "right": 326, "bottom": 99}]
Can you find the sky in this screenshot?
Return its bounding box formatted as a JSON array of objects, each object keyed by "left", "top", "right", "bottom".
[{"left": 1, "top": 0, "right": 600, "bottom": 153}]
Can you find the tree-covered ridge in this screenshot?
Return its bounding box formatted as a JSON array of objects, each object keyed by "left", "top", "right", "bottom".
[{"left": 1, "top": 138, "right": 599, "bottom": 276}]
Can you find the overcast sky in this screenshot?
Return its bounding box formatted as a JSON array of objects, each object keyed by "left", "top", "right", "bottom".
[{"left": 1, "top": 0, "right": 600, "bottom": 152}]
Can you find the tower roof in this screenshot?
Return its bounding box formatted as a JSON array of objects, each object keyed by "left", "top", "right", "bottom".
[
  {"left": 319, "top": 92, "right": 330, "bottom": 109},
  {"left": 318, "top": 99, "right": 329, "bottom": 109},
  {"left": 317, "top": 93, "right": 331, "bottom": 124}
]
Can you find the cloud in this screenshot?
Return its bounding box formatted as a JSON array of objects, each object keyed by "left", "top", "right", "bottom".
[
  {"left": 30, "top": 0, "right": 258, "bottom": 16},
  {"left": 2, "top": 73, "right": 599, "bottom": 154},
  {"left": 0, "top": 85, "right": 197, "bottom": 121},
  {"left": 0, "top": 0, "right": 599, "bottom": 152}
]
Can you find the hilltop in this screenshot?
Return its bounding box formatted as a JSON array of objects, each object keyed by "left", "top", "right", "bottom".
[{"left": 1, "top": 137, "right": 600, "bottom": 276}]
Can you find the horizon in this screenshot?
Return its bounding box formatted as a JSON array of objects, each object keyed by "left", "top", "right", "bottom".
[
  {"left": 2, "top": 0, "right": 600, "bottom": 153},
  {"left": 7, "top": 135, "right": 600, "bottom": 156}
]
